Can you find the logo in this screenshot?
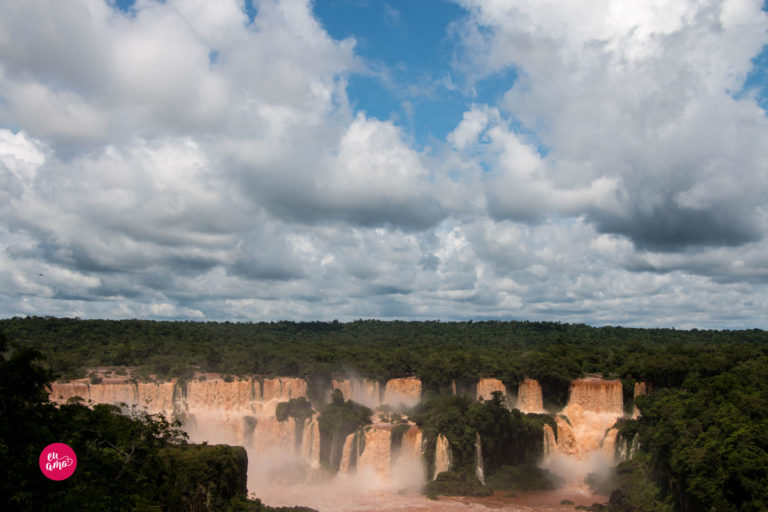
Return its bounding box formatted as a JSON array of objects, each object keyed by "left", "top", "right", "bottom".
[{"left": 39, "top": 443, "right": 77, "bottom": 481}]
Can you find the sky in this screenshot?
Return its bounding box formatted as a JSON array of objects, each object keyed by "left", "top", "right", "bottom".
[{"left": 1, "top": 0, "right": 768, "bottom": 329}]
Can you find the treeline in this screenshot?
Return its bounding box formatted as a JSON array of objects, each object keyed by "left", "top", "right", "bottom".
[
  {"left": 582, "top": 353, "right": 768, "bottom": 512},
  {"left": 623, "top": 355, "right": 768, "bottom": 512},
  {"left": 3, "top": 317, "right": 767, "bottom": 408}
]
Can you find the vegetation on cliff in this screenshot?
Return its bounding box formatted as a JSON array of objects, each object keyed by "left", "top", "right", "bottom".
[
  {"left": 425, "top": 471, "right": 491, "bottom": 499},
  {"left": 412, "top": 391, "right": 556, "bottom": 489},
  {"left": 317, "top": 389, "right": 372, "bottom": 472},
  {"left": 624, "top": 356, "right": 768, "bottom": 512},
  {"left": 0, "top": 332, "right": 290, "bottom": 512}
]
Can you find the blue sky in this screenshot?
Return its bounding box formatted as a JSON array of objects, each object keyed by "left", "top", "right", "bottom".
[
  {"left": 314, "top": 0, "right": 471, "bottom": 146},
  {"left": 2, "top": 0, "right": 768, "bottom": 328}
]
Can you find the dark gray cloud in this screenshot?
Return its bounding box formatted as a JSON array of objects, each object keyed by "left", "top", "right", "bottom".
[{"left": 592, "top": 199, "right": 762, "bottom": 251}]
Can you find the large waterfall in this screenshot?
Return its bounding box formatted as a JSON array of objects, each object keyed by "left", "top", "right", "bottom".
[
  {"left": 50, "top": 374, "right": 639, "bottom": 508},
  {"left": 541, "top": 378, "right": 626, "bottom": 484},
  {"left": 331, "top": 378, "right": 381, "bottom": 409},
  {"left": 330, "top": 376, "right": 422, "bottom": 410},
  {"left": 50, "top": 375, "right": 425, "bottom": 494}
]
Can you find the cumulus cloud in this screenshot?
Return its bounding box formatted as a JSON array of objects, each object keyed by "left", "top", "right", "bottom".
[
  {"left": 453, "top": 0, "right": 768, "bottom": 250},
  {"left": 0, "top": 0, "right": 767, "bottom": 328}
]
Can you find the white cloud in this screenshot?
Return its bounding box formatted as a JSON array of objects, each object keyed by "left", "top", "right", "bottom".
[
  {"left": 0, "top": 0, "right": 767, "bottom": 328},
  {"left": 453, "top": 0, "right": 768, "bottom": 250}
]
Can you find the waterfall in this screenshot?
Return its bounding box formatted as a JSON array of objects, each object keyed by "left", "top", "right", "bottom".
[
  {"left": 542, "top": 424, "right": 558, "bottom": 459},
  {"left": 552, "top": 379, "right": 625, "bottom": 460},
  {"left": 601, "top": 427, "right": 619, "bottom": 462},
  {"left": 433, "top": 433, "right": 452, "bottom": 479},
  {"left": 51, "top": 376, "right": 315, "bottom": 493},
  {"left": 516, "top": 378, "right": 544, "bottom": 413},
  {"left": 474, "top": 432, "right": 486, "bottom": 485},
  {"left": 476, "top": 378, "right": 507, "bottom": 404},
  {"left": 339, "top": 432, "right": 357, "bottom": 474},
  {"left": 383, "top": 377, "right": 422, "bottom": 409},
  {"left": 331, "top": 377, "right": 381, "bottom": 409},
  {"left": 615, "top": 432, "right": 640, "bottom": 462},
  {"left": 567, "top": 378, "right": 623, "bottom": 415},
  {"left": 356, "top": 427, "right": 393, "bottom": 481},
  {"left": 537, "top": 377, "right": 628, "bottom": 489},
  {"left": 302, "top": 416, "right": 321, "bottom": 470}
]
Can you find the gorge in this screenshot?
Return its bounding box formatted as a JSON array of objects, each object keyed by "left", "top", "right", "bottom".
[{"left": 50, "top": 372, "right": 639, "bottom": 510}]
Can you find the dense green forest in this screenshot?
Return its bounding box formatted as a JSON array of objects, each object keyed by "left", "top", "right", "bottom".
[
  {"left": 3, "top": 316, "right": 767, "bottom": 409},
  {"left": 3, "top": 316, "right": 768, "bottom": 511}
]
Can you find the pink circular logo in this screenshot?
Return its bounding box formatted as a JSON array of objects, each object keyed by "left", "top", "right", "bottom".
[{"left": 39, "top": 443, "right": 77, "bottom": 481}]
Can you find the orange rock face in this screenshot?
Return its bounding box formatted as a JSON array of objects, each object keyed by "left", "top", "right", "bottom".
[{"left": 49, "top": 380, "right": 176, "bottom": 417}]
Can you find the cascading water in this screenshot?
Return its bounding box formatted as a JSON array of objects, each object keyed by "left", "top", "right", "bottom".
[
  {"left": 615, "top": 432, "right": 640, "bottom": 462},
  {"left": 474, "top": 432, "right": 485, "bottom": 485},
  {"left": 476, "top": 378, "right": 506, "bottom": 403},
  {"left": 516, "top": 378, "right": 545, "bottom": 413},
  {"left": 51, "top": 373, "right": 626, "bottom": 510},
  {"left": 332, "top": 378, "right": 381, "bottom": 409},
  {"left": 384, "top": 377, "right": 422, "bottom": 409},
  {"left": 543, "top": 424, "right": 558, "bottom": 458},
  {"left": 330, "top": 376, "right": 423, "bottom": 410},
  {"left": 433, "top": 433, "right": 452, "bottom": 479},
  {"left": 542, "top": 378, "right": 626, "bottom": 486}
]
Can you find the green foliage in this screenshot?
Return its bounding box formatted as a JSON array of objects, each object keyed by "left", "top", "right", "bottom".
[
  {"left": 425, "top": 471, "right": 492, "bottom": 499},
  {"left": 276, "top": 397, "right": 314, "bottom": 423},
  {"left": 613, "top": 418, "right": 640, "bottom": 442},
  {"left": 634, "top": 357, "right": 768, "bottom": 512},
  {"left": 3, "top": 319, "right": 768, "bottom": 511},
  {"left": 587, "top": 457, "right": 672, "bottom": 512},
  {"left": 486, "top": 464, "right": 563, "bottom": 491},
  {"left": 245, "top": 500, "right": 318, "bottom": 512},
  {"left": 0, "top": 340, "right": 251, "bottom": 512},
  {"left": 317, "top": 396, "right": 371, "bottom": 472},
  {"left": 412, "top": 393, "right": 554, "bottom": 479},
  {"left": 161, "top": 444, "right": 248, "bottom": 512},
  {"left": 5, "top": 318, "right": 766, "bottom": 399}
]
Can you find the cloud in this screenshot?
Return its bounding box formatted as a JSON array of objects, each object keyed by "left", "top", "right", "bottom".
[
  {"left": 0, "top": 0, "right": 768, "bottom": 328},
  {"left": 453, "top": 0, "right": 768, "bottom": 250}
]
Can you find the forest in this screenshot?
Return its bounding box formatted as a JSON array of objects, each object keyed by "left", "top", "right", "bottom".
[
  {"left": 1, "top": 330, "right": 312, "bottom": 512},
  {"left": 2, "top": 316, "right": 768, "bottom": 511}
]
